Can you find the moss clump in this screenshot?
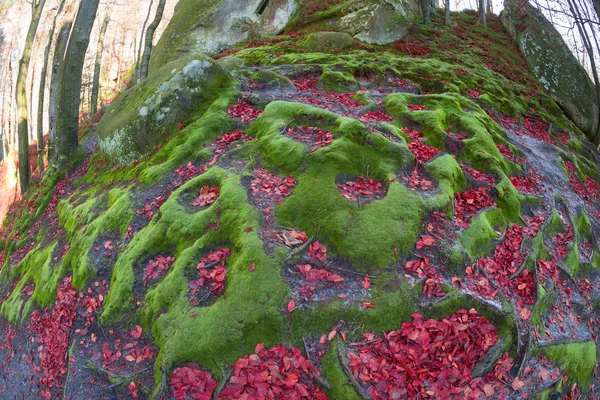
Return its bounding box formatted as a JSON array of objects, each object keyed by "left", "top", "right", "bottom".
[
  {"left": 460, "top": 208, "right": 506, "bottom": 261},
  {"left": 298, "top": 31, "right": 354, "bottom": 52},
  {"left": 316, "top": 69, "right": 360, "bottom": 93},
  {"left": 542, "top": 341, "right": 596, "bottom": 390},
  {"left": 425, "top": 154, "right": 466, "bottom": 210}
]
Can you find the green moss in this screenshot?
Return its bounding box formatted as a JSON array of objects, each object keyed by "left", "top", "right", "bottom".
[
  {"left": 321, "top": 343, "right": 361, "bottom": 400},
  {"left": 96, "top": 54, "right": 234, "bottom": 165},
  {"left": 460, "top": 208, "right": 506, "bottom": 261},
  {"left": 542, "top": 341, "right": 596, "bottom": 389},
  {"left": 425, "top": 154, "right": 466, "bottom": 210},
  {"left": 316, "top": 69, "right": 359, "bottom": 93},
  {"left": 0, "top": 242, "right": 58, "bottom": 323},
  {"left": 493, "top": 174, "right": 521, "bottom": 222}
]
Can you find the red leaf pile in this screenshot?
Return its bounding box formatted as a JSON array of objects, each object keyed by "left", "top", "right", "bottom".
[
  {"left": 143, "top": 255, "right": 175, "bottom": 286},
  {"left": 407, "top": 104, "right": 427, "bottom": 111},
  {"left": 136, "top": 196, "right": 165, "bottom": 219},
  {"left": 308, "top": 241, "right": 327, "bottom": 263},
  {"left": 285, "top": 126, "right": 334, "bottom": 152},
  {"left": 297, "top": 264, "right": 343, "bottom": 283},
  {"left": 462, "top": 165, "right": 495, "bottom": 186},
  {"left": 348, "top": 310, "right": 498, "bottom": 399},
  {"left": 228, "top": 101, "right": 263, "bottom": 124},
  {"left": 30, "top": 276, "right": 78, "bottom": 399},
  {"left": 337, "top": 176, "right": 385, "bottom": 202},
  {"left": 220, "top": 343, "right": 327, "bottom": 399},
  {"left": 170, "top": 363, "right": 217, "bottom": 400},
  {"left": 250, "top": 168, "right": 296, "bottom": 205},
  {"left": 191, "top": 185, "right": 220, "bottom": 207},
  {"left": 405, "top": 168, "right": 434, "bottom": 191},
  {"left": 189, "top": 248, "right": 231, "bottom": 304},
  {"left": 403, "top": 128, "right": 441, "bottom": 163},
  {"left": 454, "top": 188, "right": 496, "bottom": 227},
  {"left": 359, "top": 111, "right": 393, "bottom": 123}
]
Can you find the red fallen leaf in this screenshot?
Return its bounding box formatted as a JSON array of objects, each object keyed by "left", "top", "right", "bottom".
[
  {"left": 482, "top": 384, "right": 495, "bottom": 396},
  {"left": 308, "top": 241, "right": 327, "bottom": 263},
  {"left": 178, "top": 122, "right": 185, "bottom": 130},
  {"left": 511, "top": 378, "right": 525, "bottom": 391},
  {"left": 249, "top": 262, "right": 256, "bottom": 272},
  {"left": 191, "top": 185, "right": 220, "bottom": 207},
  {"left": 287, "top": 299, "right": 296, "bottom": 312},
  {"left": 361, "top": 277, "right": 370, "bottom": 289},
  {"left": 285, "top": 373, "right": 299, "bottom": 387},
  {"left": 520, "top": 307, "right": 532, "bottom": 320},
  {"left": 340, "top": 331, "right": 347, "bottom": 341},
  {"left": 328, "top": 330, "right": 337, "bottom": 341},
  {"left": 245, "top": 227, "right": 253, "bottom": 232},
  {"left": 362, "top": 302, "right": 374, "bottom": 309},
  {"left": 131, "top": 325, "right": 143, "bottom": 339},
  {"left": 416, "top": 235, "right": 435, "bottom": 249}
]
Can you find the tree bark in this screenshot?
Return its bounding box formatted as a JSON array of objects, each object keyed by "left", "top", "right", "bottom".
[
  {"left": 421, "top": 0, "right": 431, "bottom": 23},
  {"left": 48, "top": 22, "right": 72, "bottom": 162},
  {"left": 90, "top": 10, "right": 111, "bottom": 117},
  {"left": 139, "top": 0, "right": 167, "bottom": 80},
  {"left": 479, "top": 0, "right": 486, "bottom": 26},
  {"left": 445, "top": 0, "right": 451, "bottom": 25},
  {"left": 54, "top": 0, "right": 100, "bottom": 162},
  {"left": 16, "top": 0, "right": 47, "bottom": 192},
  {"left": 134, "top": 0, "right": 154, "bottom": 84},
  {"left": 37, "top": 0, "right": 68, "bottom": 170}
]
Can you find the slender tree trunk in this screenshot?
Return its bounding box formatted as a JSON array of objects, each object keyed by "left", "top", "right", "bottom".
[
  {"left": 479, "top": 0, "right": 486, "bottom": 26},
  {"left": 134, "top": 0, "right": 154, "bottom": 84},
  {"left": 37, "top": 0, "right": 67, "bottom": 170},
  {"left": 49, "top": 22, "right": 72, "bottom": 162},
  {"left": 90, "top": 10, "right": 111, "bottom": 117},
  {"left": 54, "top": 0, "right": 100, "bottom": 162},
  {"left": 592, "top": 0, "right": 600, "bottom": 23},
  {"left": 445, "top": 0, "right": 451, "bottom": 25},
  {"left": 421, "top": 0, "right": 431, "bottom": 23},
  {"left": 567, "top": 0, "right": 600, "bottom": 93},
  {"left": 16, "top": 0, "right": 47, "bottom": 192},
  {"left": 139, "top": 0, "right": 167, "bottom": 80}
]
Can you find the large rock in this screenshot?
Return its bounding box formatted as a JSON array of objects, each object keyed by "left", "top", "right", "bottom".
[
  {"left": 97, "top": 54, "right": 233, "bottom": 165},
  {"left": 502, "top": 2, "right": 600, "bottom": 144},
  {"left": 288, "top": 0, "right": 410, "bottom": 44},
  {"left": 149, "top": 0, "right": 297, "bottom": 72}
]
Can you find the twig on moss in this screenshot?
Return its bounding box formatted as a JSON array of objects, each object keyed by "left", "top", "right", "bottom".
[
  {"left": 336, "top": 338, "right": 372, "bottom": 400},
  {"left": 212, "top": 361, "right": 233, "bottom": 400},
  {"left": 284, "top": 235, "right": 315, "bottom": 263},
  {"left": 302, "top": 337, "right": 331, "bottom": 390}
]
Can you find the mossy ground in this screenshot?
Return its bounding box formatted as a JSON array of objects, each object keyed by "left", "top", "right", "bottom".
[{"left": 1, "top": 10, "right": 599, "bottom": 399}]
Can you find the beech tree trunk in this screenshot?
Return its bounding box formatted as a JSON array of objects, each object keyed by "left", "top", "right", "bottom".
[
  {"left": 37, "top": 0, "right": 67, "bottom": 170},
  {"left": 421, "top": 0, "right": 431, "bottom": 23},
  {"left": 134, "top": 0, "right": 154, "bottom": 84},
  {"left": 16, "top": 0, "right": 47, "bottom": 192},
  {"left": 445, "top": 0, "right": 451, "bottom": 25},
  {"left": 48, "top": 22, "right": 72, "bottom": 162},
  {"left": 479, "top": 0, "right": 486, "bottom": 25},
  {"left": 54, "top": 0, "right": 100, "bottom": 162},
  {"left": 139, "top": 0, "right": 167, "bottom": 80},
  {"left": 90, "top": 10, "right": 111, "bottom": 117}
]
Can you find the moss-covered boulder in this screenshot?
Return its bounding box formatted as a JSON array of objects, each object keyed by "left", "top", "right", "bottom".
[
  {"left": 149, "top": 0, "right": 296, "bottom": 72},
  {"left": 288, "top": 0, "right": 410, "bottom": 44},
  {"left": 299, "top": 31, "right": 354, "bottom": 52},
  {"left": 252, "top": 69, "right": 297, "bottom": 92},
  {"left": 3, "top": 10, "right": 600, "bottom": 400},
  {"left": 502, "top": 1, "right": 600, "bottom": 144},
  {"left": 97, "top": 54, "right": 234, "bottom": 165}
]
